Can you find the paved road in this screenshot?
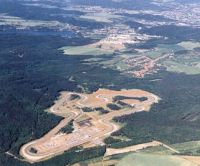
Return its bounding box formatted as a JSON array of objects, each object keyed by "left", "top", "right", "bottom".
[{"left": 20, "top": 91, "right": 158, "bottom": 163}]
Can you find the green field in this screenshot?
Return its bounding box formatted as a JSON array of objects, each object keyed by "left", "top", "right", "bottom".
[
  {"left": 75, "top": 140, "right": 200, "bottom": 166},
  {"left": 164, "top": 61, "right": 200, "bottom": 75},
  {"left": 140, "top": 145, "right": 173, "bottom": 155},
  {"left": 80, "top": 12, "right": 122, "bottom": 23},
  {"left": 117, "top": 153, "right": 197, "bottom": 166},
  {"left": 172, "top": 141, "right": 200, "bottom": 156},
  {"left": 140, "top": 140, "right": 200, "bottom": 156},
  {"left": 178, "top": 41, "right": 200, "bottom": 50},
  {"left": 60, "top": 45, "right": 114, "bottom": 56},
  {"left": 144, "top": 44, "right": 183, "bottom": 59}
]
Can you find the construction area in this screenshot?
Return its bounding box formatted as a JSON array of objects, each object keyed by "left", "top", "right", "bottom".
[{"left": 20, "top": 89, "right": 159, "bottom": 163}]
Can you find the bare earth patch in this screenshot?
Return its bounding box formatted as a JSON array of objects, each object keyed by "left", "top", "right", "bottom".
[{"left": 20, "top": 88, "right": 159, "bottom": 163}]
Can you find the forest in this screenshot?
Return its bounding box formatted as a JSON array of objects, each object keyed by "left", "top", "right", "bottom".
[
  {"left": 2, "top": 0, "right": 200, "bottom": 165},
  {"left": 0, "top": 30, "right": 137, "bottom": 165}
]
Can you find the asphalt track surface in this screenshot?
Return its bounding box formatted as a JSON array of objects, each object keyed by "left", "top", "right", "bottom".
[{"left": 20, "top": 89, "right": 159, "bottom": 163}]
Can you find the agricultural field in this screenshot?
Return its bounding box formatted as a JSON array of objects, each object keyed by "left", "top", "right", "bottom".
[
  {"left": 117, "top": 153, "right": 198, "bottom": 166},
  {"left": 178, "top": 41, "right": 200, "bottom": 50},
  {"left": 80, "top": 12, "right": 123, "bottom": 23},
  {"left": 164, "top": 61, "right": 200, "bottom": 75},
  {"left": 143, "top": 44, "right": 182, "bottom": 59},
  {"left": 60, "top": 45, "right": 114, "bottom": 56},
  {"left": 75, "top": 141, "right": 200, "bottom": 166},
  {"left": 172, "top": 141, "right": 200, "bottom": 156},
  {"left": 60, "top": 39, "right": 200, "bottom": 77},
  {"left": 142, "top": 140, "right": 200, "bottom": 156}
]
